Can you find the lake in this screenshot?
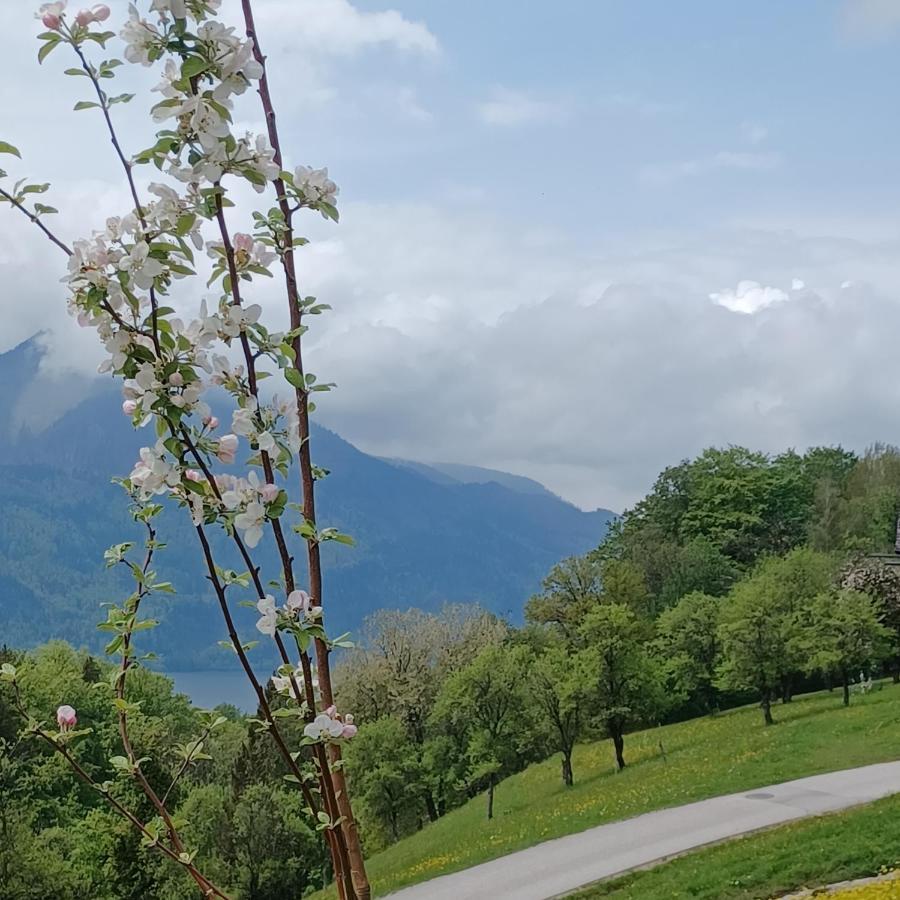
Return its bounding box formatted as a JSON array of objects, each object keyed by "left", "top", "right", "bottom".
[{"left": 167, "top": 669, "right": 261, "bottom": 712}]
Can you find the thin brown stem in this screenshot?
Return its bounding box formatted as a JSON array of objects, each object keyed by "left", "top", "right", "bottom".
[
  {"left": 0, "top": 185, "right": 72, "bottom": 255},
  {"left": 240, "top": 6, "right": 370, "bottom": 897}
]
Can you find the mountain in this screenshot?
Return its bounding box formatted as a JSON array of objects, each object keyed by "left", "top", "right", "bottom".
[
  {"left": 381, "top": 458, "right": 560, "bottom": 500},
  {"left": 0, "top": 337, "right": 616, "bottom": 669}
]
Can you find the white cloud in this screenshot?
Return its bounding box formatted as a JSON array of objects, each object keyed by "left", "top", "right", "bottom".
[
  {"left": 709, "top": 280, "right": 790, "bottom": 315},
  {"left": 476, "top": 87, "right": 570, "bottom": 127},
  {"left": 640, "top": 150, "right": 781, "bottom": 185},
  {"left": 253, "top": 0, "right": 439, "bottom": 56},
  {"left": 8, "top": 187, "right": 900, "bottom": 511}
]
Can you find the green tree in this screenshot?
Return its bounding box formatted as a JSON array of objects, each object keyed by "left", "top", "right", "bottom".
[
  {"left": 336, "top": 604, "right": 507, "bottom": 823},
  {"left": 531, "top": 644, "right": 588, "bottom": 786},
  {"left": 656, "top": 538, "right": 739, "bottom": 610},
  {"left": 344, "top": 717, "right": 427, "bottom": 847},
  {"left": 801, "top": 589, "right": 891, "bottom": 706},
  {"left": 577, "top": 604, "right": 664, "bottom": 770},
  {"left": 655, "top": 592, "right": 722, "bottom": 713},
  {"left": 717, "top": 583, "right": 791, "bottom": 725},
  {"left": 525, "top": 555, "right": 603, "bottom": 639},
  {"left": 431, "top": 644, "right": 536, "bottom": 819}
]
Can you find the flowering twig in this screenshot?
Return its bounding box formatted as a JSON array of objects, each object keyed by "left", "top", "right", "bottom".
[
  {"left": 0, "top": 184, "right": 72, "bottom": 255},
  {"left": 6, "top": 676, "right": 228, "bottom": 899}
]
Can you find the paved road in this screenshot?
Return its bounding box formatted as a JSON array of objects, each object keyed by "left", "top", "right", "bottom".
[{"left": 385, "top": 760, "right": 900, "bottom": 900}]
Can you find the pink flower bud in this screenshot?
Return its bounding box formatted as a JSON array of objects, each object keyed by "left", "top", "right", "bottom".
[
  {"left": 168, "top": 372, "right": 184, "bottom": 387},
  {"left": 122, "top": 399, "right": 137, "bottom": 415},
  {"left": 325, "top": 705, "right": 337, "bottom": 718},
  {"left": 203, "top": 415, "right": 219, "bottom": 429},
  {"left": 91, "top": 4, "right": 109, "bottom": 20},
  {"left": 185, "top": 469, "right": 204, "bottom": 483},
  {"left": 42, "top": 12, "right": 61, "bottom": 28},
  {"left": 75, "top": 8, "right": 92, "bottom": 25},
  {"left": 341, "top": 724, "right": 358, "bottom": 739},
  {"left": 57, "top": 705, "right": 77, "bottom": 730},
  {"left": 259, "top": 483, "right": 280, "bottom": 503}
]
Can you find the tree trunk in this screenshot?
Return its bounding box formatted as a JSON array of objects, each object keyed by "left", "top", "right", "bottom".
[
  {"left": 842, "top": 671, "right": 850, "bottom": 707},
  {"left": 612, "top": 728, "right": 626, "bottom": 770},
  {"left": 561, "top": 750, "right": 574, "bottom": 787},
  {"left": 893, "top": 666, "right": 899, "bottom": 685},
  {"left": 423, "top": 791, "right": 439, "bottom": 823},
  {"left": 780, "top": 677, "right": 793, "bottom": 703},
  {"left": 486, "top": 775, "right": 495, "bottom": 820},
  {"left": 761, "top": 692, "right": 774, "bottom": 726},
  {"left": 390, "top": 811, "right": 399, "bottom": 842}
]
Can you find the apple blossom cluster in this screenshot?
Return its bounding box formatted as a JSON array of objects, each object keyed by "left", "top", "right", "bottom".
[
  {"left": 272, "top": 666, "right": 321, "bottom": 702},
  {"left": 39, "top": 2, "right": 110, "bottom": 31},
  {"left": 256, "top": 590, "right": 323, "bottom": 637},
  {"left": 304, "top": 706, "right": 357, "bottom": 742}
]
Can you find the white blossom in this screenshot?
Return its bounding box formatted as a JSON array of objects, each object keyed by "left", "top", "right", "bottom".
[
  {"left": 294, "top": 165, "right": 339, "bottom": 210},
  {"left": 255, "top": 595, "right": 278, "bottom": 636}
]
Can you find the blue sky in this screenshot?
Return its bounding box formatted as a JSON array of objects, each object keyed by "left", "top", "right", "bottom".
[
  {"left": 3, "top": 0, "right": 900, "bottom": 510},
  {"left": 273, "top": 0, "right": 900, "bottom": 234}
]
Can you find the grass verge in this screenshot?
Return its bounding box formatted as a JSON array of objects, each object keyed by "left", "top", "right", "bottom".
[{"left": 573, "top": 792, "right": 900, "bottom": 899}]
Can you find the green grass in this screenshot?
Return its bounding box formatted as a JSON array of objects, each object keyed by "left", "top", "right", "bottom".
[
  {"left": 572, "top": 792, "right": 900, "bottom": 899},
  {"left": 319, "top": 685, "right": 900, "bottom": 898}
]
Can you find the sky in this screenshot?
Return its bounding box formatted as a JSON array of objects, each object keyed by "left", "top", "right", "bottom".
[{"left": 3, "top": 0, "right": 900, "bottom": 511}]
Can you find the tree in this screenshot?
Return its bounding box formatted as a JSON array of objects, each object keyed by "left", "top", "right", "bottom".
[
  {"left": 717, "top": 583, "right": 790, "bottom": 725},
  {"left": 655, "top": 592, "right": 722, "bottom": 713},
  {"left": 599, "top": 559, "right": 652, "bottom": 618},
  {"left": 230, "top": 784, "right": 325, "bottom": 900},
  {"left": 841, "top": 558, "right": 900, "bottom": 680},
  {"left": 801, "top": 589, "right": 891, "bottom": 706},
  {"left": 656, "top": 538, "right": 739, "bottom": 610},
  {"left": 731, "top": 548, "right": 836, "bottom": 703},
  {"left": 336, "top": 605, "right": 507, "bottom": 823},
  {"left": 531, "top": 644, "right": 588, "bottom": 786},
  {"left": 431, "top": 644, "right": 536, "bottom": 819},
  {"left": 344, "top": 717, "right": 427, "bottom": 847},
  {"left": 577, "top": 604, "right": 664, "bottom": 769},
  {"left": 525, "top": 555, "right": 603, "bottom": 639}
]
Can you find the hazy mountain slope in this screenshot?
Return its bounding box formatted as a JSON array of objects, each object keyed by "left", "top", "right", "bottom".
[{"left": 0, "top": 342, "right": 616, "bottom": 668}]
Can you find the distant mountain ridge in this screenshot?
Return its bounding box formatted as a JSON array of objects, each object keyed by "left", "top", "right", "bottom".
[
  {"left": 0, "top": 336, "right": 616, "bottom": 668},
  {"left": 381, "top": 458, "right": 565, "bottom": 502}
]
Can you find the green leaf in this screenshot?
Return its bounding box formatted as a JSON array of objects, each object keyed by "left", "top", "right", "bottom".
[
  {"left": 0, "top": 141, "right": 21, "bottom": 158},
  {"left": 74, "top": 101, "right": 100, "bottom": 112},
  {"left": 181, "top": 57, "right": 209, "bottom": 79},
  {"left": 284, "top": 367, "right": 305, "bottom": 389},
  {"left": 37, "top": 39, "right": 61, "bottom": 65}
]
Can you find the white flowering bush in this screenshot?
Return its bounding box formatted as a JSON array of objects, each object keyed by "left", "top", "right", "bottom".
[{"left": 0, "top": 2, "right": 370, "bottom": 897}]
